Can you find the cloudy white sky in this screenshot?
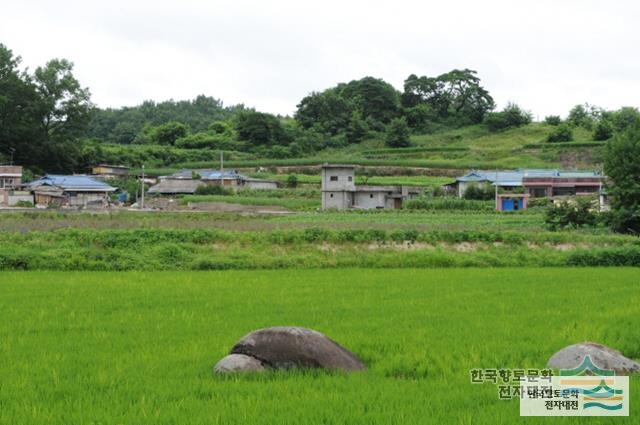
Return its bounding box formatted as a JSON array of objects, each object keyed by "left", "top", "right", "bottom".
[{"left": 2, "top": 0, "right": 639, "bottom": 118}]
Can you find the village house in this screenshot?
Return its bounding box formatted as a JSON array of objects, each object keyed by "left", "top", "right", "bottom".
[
  {"left": 26, "top": 175, "right": 116, "bottom": 208},
  {"left": 448, "top": 169, "right": 605, "bottom": 211},
  {"left": 0, "top": 165, "right": 33, "bottom": 207},
  {"left": 91, "top": 164, "right": 129, "bottom": 178},
  {"left": 321, "top": 164, "right": 420, "bottom": 210},
  {"left": 148, "top": 169, "right": 277, "bottom": 195}
]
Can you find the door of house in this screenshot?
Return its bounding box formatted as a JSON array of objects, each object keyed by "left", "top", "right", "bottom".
[
  {"left": 394, "top": 198, "right": 402, "bottom": 209},
  {"left": 502, "top": 198, "right": 514, "bottom": 211}
]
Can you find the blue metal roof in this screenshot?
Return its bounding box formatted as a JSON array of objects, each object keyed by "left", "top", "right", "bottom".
[
  {"left": 27, "top": 175, "right": 116, "bottom": 191},
  {"left": 200, "top": 170, "right": 242, "bottom": 179},
  {"left": 166, "top": 169, "right": 243, "bottom": 180},
  {"left": 456, "top": 169, "right": 600, "bottom": 186}
]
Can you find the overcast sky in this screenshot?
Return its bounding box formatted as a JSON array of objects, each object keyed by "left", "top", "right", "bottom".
[{"left": 2, "top": 0, "right": 639, "bottom": 118}]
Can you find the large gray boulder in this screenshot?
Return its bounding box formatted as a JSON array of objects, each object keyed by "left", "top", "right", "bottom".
[
  {"left": 214, "top": 354, "right": 265, "bottom": 373},
  {"left": 215, "top": 326, "right": 365, "bottom": 373},
  {"left": 547, "top": 342, "right": 640, "bottom": 375}
]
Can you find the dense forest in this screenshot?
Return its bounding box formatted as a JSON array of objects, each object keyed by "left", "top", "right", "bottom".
[{"left": 1, "top": 42, "right": 640, "bottom": 173}]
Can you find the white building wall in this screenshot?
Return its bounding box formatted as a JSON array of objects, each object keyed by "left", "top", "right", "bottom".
[
  {"left": 321, "top": 167, "right": 356, "bottom": 191},
  {"left": 322, "top": 191, "right": 352, "bottom": 210},
  {"left": 354, "top": 191, "right": 386, "bottom": 209}
]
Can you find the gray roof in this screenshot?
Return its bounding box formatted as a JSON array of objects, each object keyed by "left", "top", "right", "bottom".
[
  {"left": 27, "top": 175, "right": 116, "bottom": 192},
  {"left": 456, "top": 169, "right": 601, "bottom": 186},
  {"left": 148, "top": 179, "right": 204, "bottom": 194}
]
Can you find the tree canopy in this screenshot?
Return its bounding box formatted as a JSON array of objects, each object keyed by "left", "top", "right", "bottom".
[{"left": 0, "top": 44, "right": 92, "bottom": 172}]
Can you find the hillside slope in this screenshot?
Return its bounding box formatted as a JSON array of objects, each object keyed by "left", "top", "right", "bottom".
[{"left": 136, "top": 123, "right": 605, "bottom": 176}]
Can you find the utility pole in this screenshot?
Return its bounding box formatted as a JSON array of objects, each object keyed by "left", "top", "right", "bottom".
[
  {"left": 9, "top": 148, "right": 15, "bottom": 165},
  {"left": 140, "top": 164, "right": 145, "bottom": 210},
  {"left": 220, "top": 150, "right": 224, "bottom": 173}
]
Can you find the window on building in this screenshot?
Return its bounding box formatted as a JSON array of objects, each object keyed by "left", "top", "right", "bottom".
[
  {"left": 330, "top": 193, "right": 334, "bottom": 198},
  {"left": 369, "top": 194, "right": 373, "bottom": 198},
  {"left": 529, "top": 187, "right": 547, "bottom": 198},
  {"left": 330, "top": 176, "right": 338, "bottom": 181},
  {"left": 553, "top": 187, "right": 576, "bottom": 196},
  {"left": 348, "top": 176, "right": 352, "bottom": 182}
]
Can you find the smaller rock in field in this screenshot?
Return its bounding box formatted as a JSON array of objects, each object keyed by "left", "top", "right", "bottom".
[
  {"left": 547, "top": 342, "right": 640, "bottom": 375},
  {"left": 214, "top": 354, "right": 265, "bottom": 373}
]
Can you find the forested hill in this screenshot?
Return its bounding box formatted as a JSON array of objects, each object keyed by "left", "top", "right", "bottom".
[{"left": 1, "top": 41, "right": 639, "bottom": 174}]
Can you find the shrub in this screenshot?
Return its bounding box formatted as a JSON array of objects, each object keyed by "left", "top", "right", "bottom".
[
  {"left": 567, "top": 246, "right": 640, "bottom": 266},
  {"left": 545, "top": 197, "right": 599, "bottom": 230},
  {"left": 463, "top": 183, "right": 494, "bottom": 200},
  {"left": 286, "top": 174, "right": 298, "bottom": 188},
  {"left": 547, "top": 124, "right": 573, "bottom": 142},
  {"left": 194, "top": 184, "right": 233, "bottom": 196},
  {"left": 484, "top": 103, "right": 532, "bottom": 131},
  {"left": 14, "top": 200, "right": 34, "bottom": 208},
  {"left": 544, "top": 115, "right": 562, "bottom": 126},
  {"left": 527, "top": 198, "right": 552, "bottom": 209},
  {"left": 593, "top": 120, "right": 614, "bottom": 141}
]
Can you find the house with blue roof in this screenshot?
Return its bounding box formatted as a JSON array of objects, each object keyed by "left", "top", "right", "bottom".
[
  {"left": 27, "top": 175, "right": 116, "bottom": 208},
  {"left": 451, "top": 169, "right": 605, "bottom": 211}
]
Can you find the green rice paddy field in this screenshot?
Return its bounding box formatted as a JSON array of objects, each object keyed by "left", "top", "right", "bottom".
[{"left": 1, "top": 268, "right": 639, "bottom": 424}]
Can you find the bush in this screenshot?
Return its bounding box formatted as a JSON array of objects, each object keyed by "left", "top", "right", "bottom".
[
  {"left": 484, "top": 103, "right": 532, "bottom": 131},
  {"left": 547, "top": 124, "right": 573, "bottom": 142},
  {"left": 463, "top": 183, "right": 494, "bottom": 200},
  {"left": 593, "top": 120, "right": 614, "bottom": 141},
  {"left": 527, "top": 198, "right": 552, "bottom": 209},
  {"left": 194, "top": 184, "right": 233, "bottom": 196},
  {"left": 544, "top": 115, "right": 562, "bottom": 126},
  {"left": 567, "top": 246, "right": 640, "bottom": 266},
  {"left": 545, "top": 197, "right": 599, "bottom": 230},
  {"left": 286, "top": 174, "right": 298, "bottom": 188}
]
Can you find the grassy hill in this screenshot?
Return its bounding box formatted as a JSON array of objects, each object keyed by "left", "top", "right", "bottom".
[{"left": 129, "top": 123, "right": 605, "bottom": 177}]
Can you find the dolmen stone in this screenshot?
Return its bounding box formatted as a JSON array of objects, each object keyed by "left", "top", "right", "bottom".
[
  {"left": 214, "top": 354, "right": 265, "bottom": 373},
  {"left": 547, "top": 342, "right": 640, "bottom": 375},
  {"left": 214, "top": 326, "right": 366, "bottom": 373}
]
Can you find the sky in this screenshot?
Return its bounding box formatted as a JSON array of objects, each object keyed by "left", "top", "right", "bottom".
[{"left": 2, "top": 0, "right": 639, "bottom": 119}]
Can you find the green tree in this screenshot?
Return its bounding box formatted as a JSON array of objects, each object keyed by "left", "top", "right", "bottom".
[
  {"left": 0, "top": 45, "right": 92, "bottom": 173},
  {"left": 337, "top": 76, "right": 400, "bottom": 125},
  {"left": 235, "top": 111, "right": 289, "bottom": 147},
  {"left": 33, "top": 58, "right": 92, "bottom": 143},
  {"left": 567, "top": 103, "right": 600, "bottom": 129},
  {"left": 385, "top": 117, "right": 411, "bottom": 148},
  {"left": 0, "top": 44, "right": 41, "bottom": 167},
  {"left": 545, "top": 197, "right": 599, "bottom": 230},
  {"left": 345, "top": 111, "right": 368, "bottom": 144},
  {"left": 295, "top": 90, "right": 352, "bottom": 135},
  {"left": 149, "top": 121, "right": 188, "bottom": 145},
  {"left": 604, "top": 126, "right": 640, "bottom": 233},
  {"left": 402, "top": 69, "right": 494, "bottom": 125}
]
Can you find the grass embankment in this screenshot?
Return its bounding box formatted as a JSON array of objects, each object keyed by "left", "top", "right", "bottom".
[
  {"left": 1, "top": 269, "right": 639, "bottom": 424},
  {"left": 0, "top": 225, "right": 637, "bottom": 270}
]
